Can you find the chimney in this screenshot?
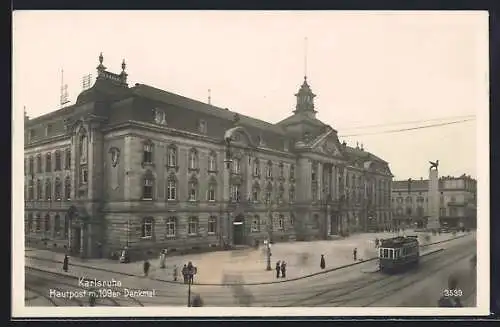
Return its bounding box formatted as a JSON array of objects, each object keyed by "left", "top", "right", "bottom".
[{"left": 360, "top": 143, "right": 364, "bottom": 151}]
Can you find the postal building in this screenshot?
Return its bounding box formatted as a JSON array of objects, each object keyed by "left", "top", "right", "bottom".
[{"left": 24, "top": 54, "right": 393, "bottom": 258}]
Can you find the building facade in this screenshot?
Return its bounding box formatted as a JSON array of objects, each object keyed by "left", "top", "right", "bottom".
[
  {"left": 391, "top": 175, "right": 477, "bottom": 229},
  {"left": 24, "top": 54, "right": 393, "bottom": 258}
]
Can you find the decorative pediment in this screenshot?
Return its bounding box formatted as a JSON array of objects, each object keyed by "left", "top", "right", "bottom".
[
  {"left": 224, "top": 126, "right": 255, "bottom": 148},
  {"left": 314, "top": 135, "right": 342, "bottom": 157}
]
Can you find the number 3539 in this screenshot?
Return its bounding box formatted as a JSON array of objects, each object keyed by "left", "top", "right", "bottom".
[{"left": 443, "top": 289, "right": 463, "bottom": 297}]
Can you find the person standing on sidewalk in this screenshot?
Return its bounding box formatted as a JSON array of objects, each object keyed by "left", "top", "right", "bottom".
[
  {"left": 275, "top": 261, "right": 281, "bottom": 278},
  {"left": 173, "top": 265, "right": 178, "bottom": 282},
  {"left": 143, "top": 259, "right": 150, "bottom": 277},
  {"left": 280, "top": 261, "right": 287, "bottom": 278},
  {"left": 320, "top": 254, "right": 326, "bottom": 270},
  {"left": 353, "top": 248, "right": 358, "bottom": 262},
  {"left": 63, "top": 254, "right": 69, "bottom": 272},
  {"left": 182, "top": 264, "right": 188, "bottom": 283}
]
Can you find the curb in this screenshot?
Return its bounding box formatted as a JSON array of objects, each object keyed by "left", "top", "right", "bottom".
[{"left": 25, "top": 234, "right": 470, "bottom": 287}]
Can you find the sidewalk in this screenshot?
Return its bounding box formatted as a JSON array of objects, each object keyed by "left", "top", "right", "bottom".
[{"left": 25, "top": 231, "right": 467, "bottom": 285}]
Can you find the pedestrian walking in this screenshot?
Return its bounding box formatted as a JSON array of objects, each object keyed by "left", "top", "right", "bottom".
[
  {"left": 275, "top": 261, "right": 281, "bottom": 278},
  {"left": 280, "top": 261, "right": 287, "bottom": 278},
  {"left": 143, "top": 259, "right": 150, "bottom": 277},
  {"left": 375, "top": 238, "right": 379, "bottom": 248},
  {"left": 182, "top": 264, "right": 188, "bottom": 284},
  {"left": 353, "top": 248, "right": 358, "bottom": 261},
  {"left": 173, "top": 265, "right": 178, "bottom": 282},
  {"left": 63, "top": 254, "right": 69, "bottom": 272},
  {"left": 187, "top": 261, "right": 195, "bottom": 284},
  {"left": 159, "top": 249, "right": 166, "bottom": 269},
  {"left": 320, "top": 254, "right": 326, "bottom": 270}
]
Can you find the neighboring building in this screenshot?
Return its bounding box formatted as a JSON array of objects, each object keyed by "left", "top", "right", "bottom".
[
  {"left": 391, "top": 175, "right": 477, "bottom": 229},
  {"left": 24, "top": 54, "right": 393, "bottom": 258}
]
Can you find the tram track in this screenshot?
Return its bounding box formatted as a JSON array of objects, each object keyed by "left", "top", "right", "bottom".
[{"left": 284, "top": 239, "right": 475, "bottom": 307}]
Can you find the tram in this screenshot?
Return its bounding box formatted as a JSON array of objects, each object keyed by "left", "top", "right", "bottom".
[{"left": 378, "top": 235, "right": 420, "bottom": 273}]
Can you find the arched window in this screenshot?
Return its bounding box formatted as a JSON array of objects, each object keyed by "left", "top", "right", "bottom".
[
  {"left": 64, "top": 148, "right": 71, "bottom": 170},
  {"left": 45, "top": 179, "right": 52, "bottom": 200},
  {"left": 28, "top": 156, "right": 34, "bottom": 175},
  {"left": 28, "top": 180, "right": 34, "bottom": 200},
  {"left": 54, "top": 214, "right": 61, "bottom": 237},
  {"left": 345, "top": 173, "right": 349, "bottom": 187},
  {"left": 166, "top": 174, "right": 177, "bottom": 201},
  {"left": 36, "top": 179, "right": 43, "bottom": 200},
  {"left": 188, "top": 176, "right": 198, "bottom": 201},
  {"left": 64, "top": 176, "right": 71, "bottom": 200},
  {"left": 252, "top": 182, "right": 260, "bottom": 202},
  {"left": 142, "top": 140, "right": 154, "bottom": 165},
  {"left": 188, "top": 148, "right": 198, "bottom": 170},
  {"left": 141, "top": 217, "right": 154, "bottom": 238},
  {"left": 36, "top": 154, "right": 42, "bottom": 173},
  {"left": 207, "top": 178, "right": 216, "bottom": 202},
  {"left": 208, "top": 151, "right": 217, "bottom": 172},
  {"left": 54, "top": 178, "right": 62, "bottom": 200},
  {"left": 266, "top": 161, "right": 273, "bottom": 178},
  {"left": 208, "top": 216, "right": 217, "bottom": 234},
  {"left": 44, "top": 214, "right": 50, "bottom": 232},
  {"left": 35, "top": 213, "right": 41, "bottom": 232},
  {"left": 166, "top": 216, "right": 176, "bottom": 237},
  {"left": 143, "top": 171, "right": 154, "bottom": 200},
  {"left": 54, "top": 151, "right": 62, "bottom": 171},
  {"left": 167, "top": 145, "right": 177, "bottom": 167},
  {"left": 251, "top": 215, "right": 260, "bottom": 232},
  {"left": 253, "top": 158, "right": 260, "bottom": 177}
]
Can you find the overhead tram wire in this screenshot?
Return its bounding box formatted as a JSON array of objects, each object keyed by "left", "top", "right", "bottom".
[
  {"left": 338, "top": 118, "right": 475, "bottom": 138},
  {"left": 337, "top": 114, "right": 476, "bottom": 131}
]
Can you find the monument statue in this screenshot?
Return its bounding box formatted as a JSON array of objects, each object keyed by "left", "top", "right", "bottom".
[{"left": 429, "top": 160, "right": 439, "bottom": 170}]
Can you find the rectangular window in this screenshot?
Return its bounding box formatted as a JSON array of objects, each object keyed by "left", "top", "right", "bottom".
[
  {"left": 253, "top": 162, "right": 260, "bottom": 177},
  {"left": 65, "top": 149, "right": 71, "bottom": 170},
  {"left": 265, "top": 190, "right": 271, "bottom": 204},
  {"left": 188, "top": 217, "right": 198, "bottom": 235},
  {"left": 232, "top": 158, "right": 241, "bottom": 174},
  {"left": 290, "top": 165, "right": 295, "bottom": 179},
  {"left": 252, "top": 188, "right": 259, "bottom": 202},
  {"left": 278, "top": 215, "right": 284, "bottom": 230},
  {"left": 167, "top": 148, "right": 177, "bottom": 167},
  {"left": 289, "top": 189, "right": 295, "bottom": 203},
  {"left": 37, "top": 156, "right": 42, "bottom": 173},
  {"left": 231, "top": 185, "right": 240, "bottom": 202},
  {"left": 143, "top": 179, "right": 153, "bottom": 200},
  {"left": 208, "top": 155, "right": 216, "bottom": 171},
  {"left": 143, "top": 144, "right": 153, "bottom": 164},
  {"left": 208, "top": 185, "right": 216, "bottom": 202},
  {"left": 167, "top": 180, "right": 176, "bottom": 200},
  {"left": 208, "top": 216, "right": 217, "bottom": 234},
  {"left": 80, "top": 166, "right": 88, "bottom": 184},
  {"left": 142, "top": 218, "right": 153, "bottom": 238},
  {"left": 166, "top": 217, "right": 176, "bottom": 237},
  {"left": 251, "top": 217, "right": 260, "bottom": 232},
  {"left": 189, "top": 183, "right": 197, "bottom": 201},
  {"left": 266, "top": 164, "right": 272, "bottom": 178}
]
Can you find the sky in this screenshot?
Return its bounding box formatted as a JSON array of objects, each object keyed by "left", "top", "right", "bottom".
[{"left": 12, "top": 11, "right": 488, "bottom": 180}]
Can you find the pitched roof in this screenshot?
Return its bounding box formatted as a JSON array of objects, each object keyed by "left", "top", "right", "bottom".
[
  {"left": 132, "top": 84, "right": 287, "bottom": 136},
  {"left": 276, "top": 113, "right": 326, "bottom": 128}
]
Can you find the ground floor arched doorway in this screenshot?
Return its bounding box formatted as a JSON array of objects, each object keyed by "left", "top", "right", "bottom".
[{"left": 233, "top": 214, "right": 245, "bottom": 245}]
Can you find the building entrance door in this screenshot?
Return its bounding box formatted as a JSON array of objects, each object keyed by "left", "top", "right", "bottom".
[
  {"left": 233, "top": 215, "right": 245, "bottom": 245},
  {"left": 330, "top": 214, "right": 338, "bottom": 235},
  {"left": 71, "top": 227, "right": 81, "bottom": 255}
]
